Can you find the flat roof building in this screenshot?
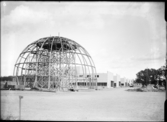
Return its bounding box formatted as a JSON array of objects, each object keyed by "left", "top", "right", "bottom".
[
  {"left": 95, "top": 71, "right": 132, "bottom": 88},
  {"left": 96, "top": 71, "right": 122, "bottom": 88}
]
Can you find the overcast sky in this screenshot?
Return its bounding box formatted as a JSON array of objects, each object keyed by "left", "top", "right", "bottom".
[{"left": 1, "top": 2, "right": 166, "bottom": 79}]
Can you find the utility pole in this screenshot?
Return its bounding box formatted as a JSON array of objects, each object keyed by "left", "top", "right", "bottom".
[{"left": 19, "top": 96, "right": 23, "bottom": 120}]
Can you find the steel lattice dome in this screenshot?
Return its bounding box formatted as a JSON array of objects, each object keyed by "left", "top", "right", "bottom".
[{"left": 13, "top": 36, "right": 97, "bottom": 91}]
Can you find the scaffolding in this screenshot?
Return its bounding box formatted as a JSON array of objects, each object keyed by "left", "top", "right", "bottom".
[{"left": 13, "top": 36, "right": 97, "bottom": 91}]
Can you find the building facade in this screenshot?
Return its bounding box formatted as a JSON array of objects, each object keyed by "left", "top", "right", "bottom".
[{"left": 96, "top": 71, "right": 131, "bottom": 88}]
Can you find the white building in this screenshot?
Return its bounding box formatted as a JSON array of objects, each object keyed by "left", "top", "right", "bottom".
[
  {"left": 96, "top": 71, "right": 132, "bottom": 88},
  {"left": 96, "top": 71, "right": 122, "bottom": 88},
  {"left": 114, "top": 74, "right": 121, "bottom": 87},
  {"left": 96, "top": 71, "right": 114, "bottom": 88},
  {"left": 121, "top": 77, "right": 126, "bottom": 86},
  {"left": 76, "top": 66, "right": 132, "bottom": 88}
]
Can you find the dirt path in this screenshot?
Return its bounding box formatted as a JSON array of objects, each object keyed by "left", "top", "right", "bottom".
[{"left": 1, "top": 87, "right": 165, "bottom": 121}]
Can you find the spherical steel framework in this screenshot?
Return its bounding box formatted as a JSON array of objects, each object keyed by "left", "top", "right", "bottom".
[{"left": 13, "top": 36, "right": 97, "bottom": 91}]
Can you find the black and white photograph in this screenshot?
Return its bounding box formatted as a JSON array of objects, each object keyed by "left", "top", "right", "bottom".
[{"left": 1, "top": 1, "right": 166, "bottom": 121}]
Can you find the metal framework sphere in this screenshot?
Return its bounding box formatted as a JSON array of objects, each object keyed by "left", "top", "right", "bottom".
[{"left": 13, "top": 36, "right": 97, "bottom": 91}]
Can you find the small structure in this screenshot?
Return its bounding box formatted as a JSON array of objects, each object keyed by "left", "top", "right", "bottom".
[
  {"left": 0, "top": 81, "right": 16, "bottom": 90},
  {"left": 96, "top": 71, "right": 114, "bottom": 88},
  {"left": 96, "top": 72, "right": 132, "bottom": 88},
  {"left": 114, "top": 74, "right": 121, "bottom": 87},
  {"left": 13, "top": 36, "right": 97, "bottom": 91},
  {"left": 121, "top": 77, "right": 129, "bottom": 87}
]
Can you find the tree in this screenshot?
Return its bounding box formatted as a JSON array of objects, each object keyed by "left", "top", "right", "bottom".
[
  {"left": 0, "top": 76, "right": 13, "bottom": 82},
  {"left": 136, "top": 68, "right": 159, "bottom": 87},
  {"left": 136, "top": 70, "right": 147, "bottom": 87},
  {"left": 157, "top": 66, "right": 166, "bottom": 89},
  {"left": 136, "top": 66, "right": 166, "bottom": 89}
]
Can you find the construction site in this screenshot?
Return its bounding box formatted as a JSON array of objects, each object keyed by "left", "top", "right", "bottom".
[{"left": 1, "top": 36, "right": 133, "bottom": 92}]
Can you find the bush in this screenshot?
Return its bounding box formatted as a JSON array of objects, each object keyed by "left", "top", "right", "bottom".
[{"left": 126, "top": 87, "right": 165, "bottom": 92}]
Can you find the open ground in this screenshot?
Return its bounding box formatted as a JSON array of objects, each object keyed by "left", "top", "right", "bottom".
[{"left": 1, "top": 87, "right": 165, "bottom": 121}]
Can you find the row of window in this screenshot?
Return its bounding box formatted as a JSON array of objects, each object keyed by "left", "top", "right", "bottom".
[
  {"left": 78, "top": 82, "right": 96, "bottom": 86},
  {"left": 72, "top": 82, "right": 128, "bottom": 87},
  {"left": 97, "top": 82, "right": 107, "bottom": 86},
  {"left": 70, "top": 82, "right": 107, "bottom": 86},
  {"left": 79, "top": 75, "right": 99, "bottom": 78}
]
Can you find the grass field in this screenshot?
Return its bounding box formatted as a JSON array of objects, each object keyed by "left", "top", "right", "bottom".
[{"left": 1, "top": 87, "right": 165, "bottom": 121}]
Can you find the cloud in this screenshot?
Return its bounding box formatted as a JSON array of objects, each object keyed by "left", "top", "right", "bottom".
[
  {"left": 131, "top": 54, "right": 165, "bottom": 61},
  {"left": 2, "top": 3, "right": 106, "bottom": 35},
  {"left": 1, "top": 2, "right": 165, "bottom": 78},
  {"left": 2, "top": 2, "right": 165, "bottom": 33},
  {"left": 78, "top": 14, "right": 104, "bottom": 29},
  {"left": 2, "top": 5, "right": 51, "bottom": 35},
  {"left": 1, "top": 33, "right": 17, "bottom": 76}
]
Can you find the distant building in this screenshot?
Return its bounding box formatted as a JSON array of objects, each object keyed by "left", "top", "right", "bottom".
[
  {"left": 121, "top": 78, "right": 126, "bottom": 86},
  {"left": 95, "top": 71, "right": 123, "bottom": 88},
  {"left": 95, "top": 71, "right": 132, "bottom": 88},
  {"left": 114, "top": 74, "right": 121, "bottom": 87},
  {"left": 0, "top": 81, "right": 16, "bottom": 89}
]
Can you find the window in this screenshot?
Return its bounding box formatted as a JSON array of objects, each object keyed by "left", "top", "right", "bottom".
[{"left": 97, "top": 82, "right": 107, "bottom": 86}]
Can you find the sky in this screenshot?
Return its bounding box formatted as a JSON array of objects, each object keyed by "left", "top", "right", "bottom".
[{"left": 1, "top": 2, "right": 166, "bottom": 80}]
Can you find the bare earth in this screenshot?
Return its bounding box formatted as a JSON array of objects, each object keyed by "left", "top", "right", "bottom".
[{"left": 1, "top": 87, "right": 165, "bottom": 121}]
